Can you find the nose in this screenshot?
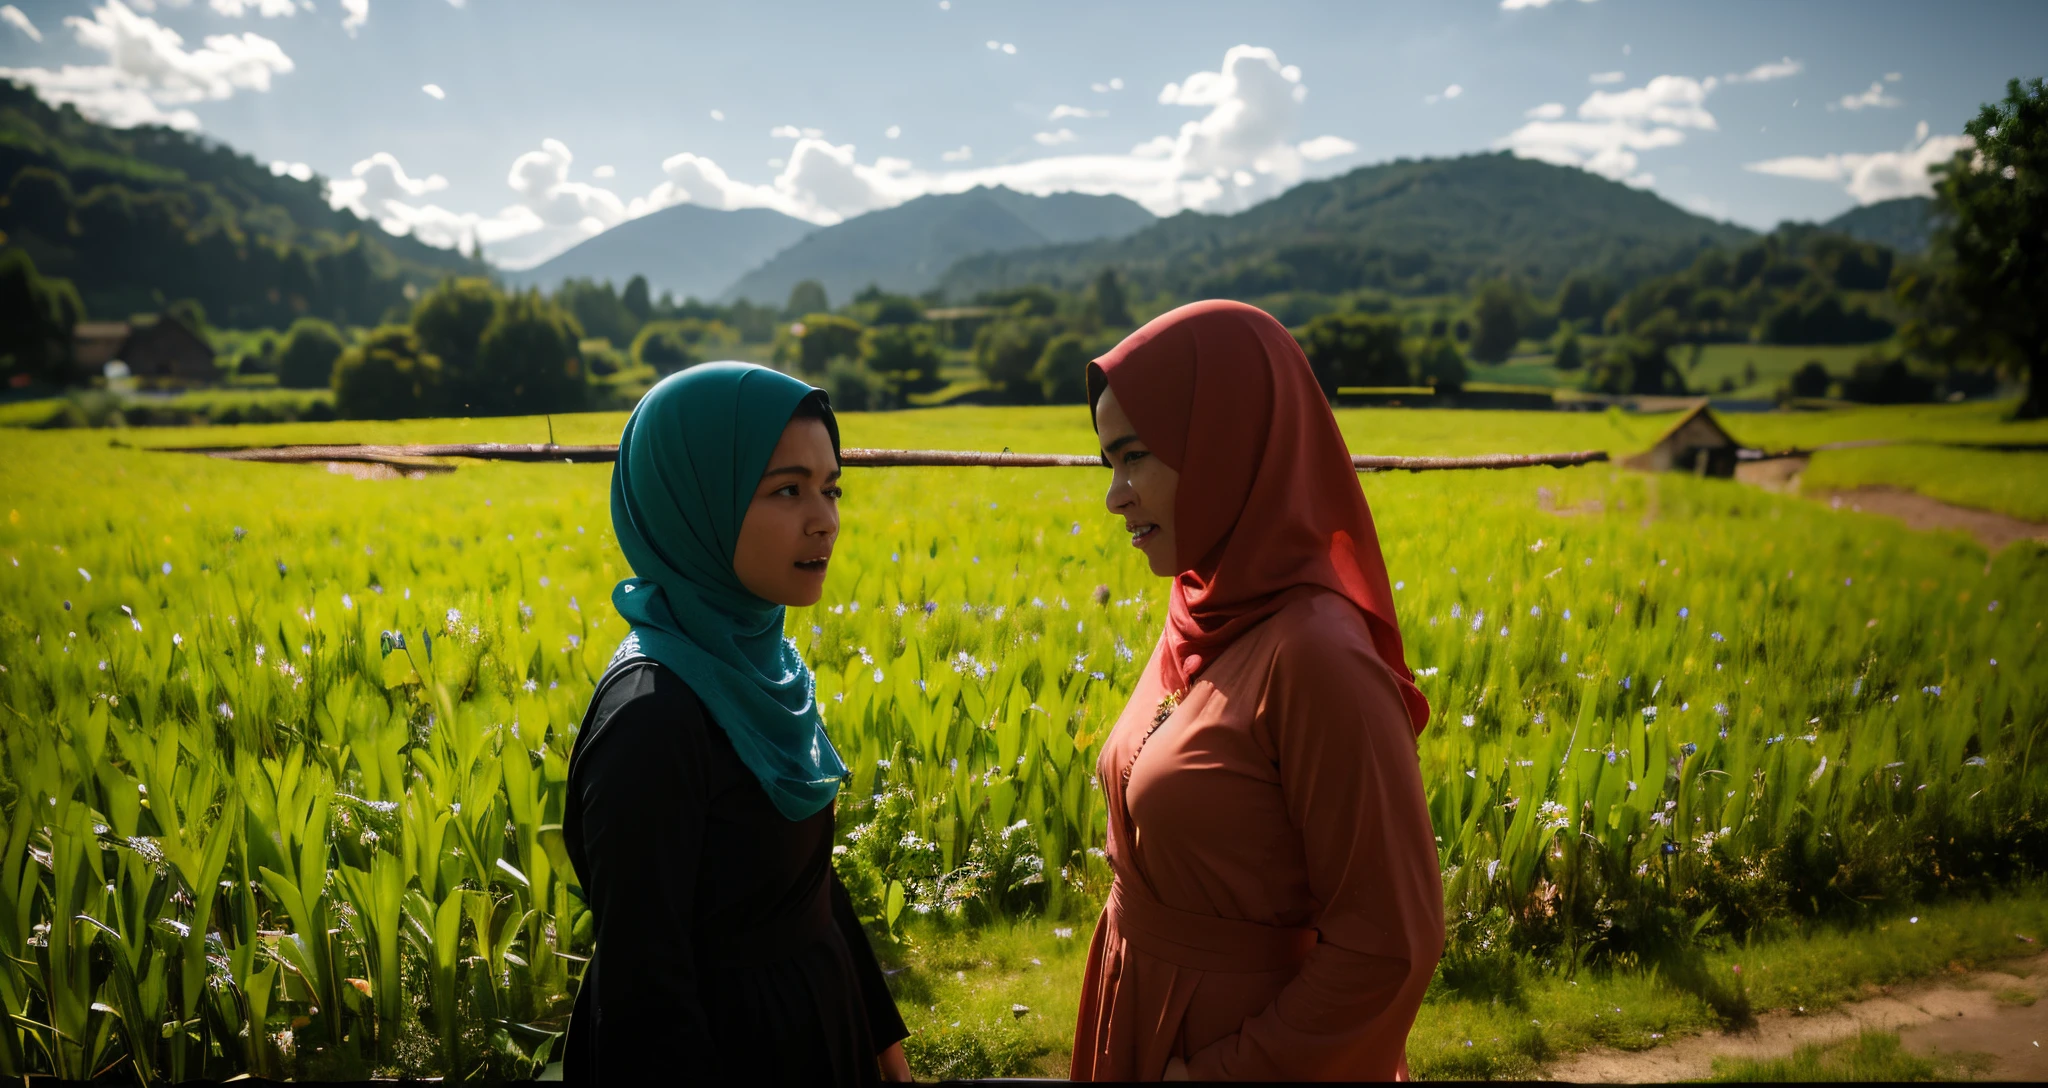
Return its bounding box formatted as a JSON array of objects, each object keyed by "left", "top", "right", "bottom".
[
  {"left": 1105, "top": 471, "right": 1135, "bottom": 515},
  {"left": 807, "top": 496, "right": 838, "bottom": 541}
]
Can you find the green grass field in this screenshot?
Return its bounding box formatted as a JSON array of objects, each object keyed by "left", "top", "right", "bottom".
[{"left": 1, "top": 404, "right": 2044, "bottom": 1081}]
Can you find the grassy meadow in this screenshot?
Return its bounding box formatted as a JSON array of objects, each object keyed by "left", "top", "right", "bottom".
[{"left": 0, "top": 403, "right": 2044, "bottom": 1081}]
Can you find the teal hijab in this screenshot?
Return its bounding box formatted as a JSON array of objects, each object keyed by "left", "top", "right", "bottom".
[{"left": 608, "top": 361, "right": 848, "bottom": 821}]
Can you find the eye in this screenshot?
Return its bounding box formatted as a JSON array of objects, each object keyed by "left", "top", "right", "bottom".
[
  {"left": 774, "top": 483, "right": 801, "bottom": 497},
  {"left": 824, "top": 486, "right": 844, "bottom": 500},
  {"left": 1122, "top": 449, "right": 1149, "bottom": 466}
]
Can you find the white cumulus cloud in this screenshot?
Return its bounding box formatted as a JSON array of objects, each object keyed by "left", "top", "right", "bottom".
[
  {"left": 361, "top": 45, "right": 1358, "bottom": 269},
  {"left": 885, "top": 124, "right": 901, "bottom": 139},
  {"left": 421, "top": 82, "right": 443, "bottom": 99},
  {"left": 708, "top": 108, "right": 724, "bottom": 121},
  {"left": 1500, "top": 0, "right": 1598, "bottom": 8},
  {"left": 1090, "top": 77, "right": 1124, "bottom": 93},
  {"left": 1050, "top": 104, "right": 1106, "bottom": 120},
  {"left": 1835, "top": 81, "right": 1900, "bottom": 111},
  {"left": 1725, "top": 57, "right": 1801, "bottom": 83},
  {"left": 592, "top": 164, "right": 614, "bottom": 179},
  {"left": 1745, "top": 124, "right": 1970, "bottom": 204},
  {"left": 1297, "top": 135, "right": 1356, "bottom": 161},
  {"left": 1589, "top": 70, "right": 1624, "bottom": 84},
  {"left": 1579, "top": 74, "right": 1717, "bottom": 129},
  {"left": 0, "top": 0, "right": 292, "bottom": 130},
  {"left": 1034, "top": 128, "right": 1078, "bottom": 146},
  {"left": 1500, "top": 73, "right": 1714, "bottom": 187},
  {"left": 3, "top": 4, "right": 44, "bottom": 41},
  {"left": 340, "top": 0, "right": 366, "bottom": 35},
  {"left": 210, "top": 0, "right": 294, "bottom": 15}
]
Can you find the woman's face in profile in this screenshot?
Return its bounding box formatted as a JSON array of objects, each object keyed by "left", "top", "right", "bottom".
[
  {"left": 1096, "top": 385, "right": 1180, "bottom": 578},
  {"left": 733, "top": 415, "right": 842, "bottom": 607}
]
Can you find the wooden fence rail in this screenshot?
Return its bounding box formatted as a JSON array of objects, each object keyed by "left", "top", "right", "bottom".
[{"left": 153, "top": 443, "right": 1612, "bottom": 473}]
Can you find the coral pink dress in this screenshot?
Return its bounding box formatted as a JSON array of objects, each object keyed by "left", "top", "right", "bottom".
[{"left": 1070, "top": 591, "right": 1443, "bottom": 1081}]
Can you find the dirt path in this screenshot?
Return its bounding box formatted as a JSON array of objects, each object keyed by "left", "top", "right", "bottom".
[
  {"left": 1814, "top": 487, "right": 2048, "bottom": 552},
  {"left": 1731, "top": 455, "right": 2048, "bottom": 551},
  {"left": 1543, "top": 950, "right": 2048, "bottom": 1082}
]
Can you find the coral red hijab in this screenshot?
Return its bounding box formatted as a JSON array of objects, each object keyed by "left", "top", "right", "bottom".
[{"left": 1090, "top": 299, "right": 1429, "bottom": 735}]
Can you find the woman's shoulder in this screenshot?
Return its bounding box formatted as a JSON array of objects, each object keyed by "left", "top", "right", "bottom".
[
  {"left": 577, "top": 658, "right": 709, "bottom": 761},
  {"left": 1263, "top": 589, "right": 1382, "bottom": 658}
]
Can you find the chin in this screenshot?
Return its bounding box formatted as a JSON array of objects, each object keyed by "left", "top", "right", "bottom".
[{"left": 779, "top": 580, "right": 827, "bottom": 608}]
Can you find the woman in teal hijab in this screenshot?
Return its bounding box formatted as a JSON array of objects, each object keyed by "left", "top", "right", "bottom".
[{"left": 561, "top": 363, "right": 910, "bottom": 1085}]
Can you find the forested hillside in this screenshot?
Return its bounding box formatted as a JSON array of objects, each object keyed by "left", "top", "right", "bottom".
[
  {"left": 938, "top": 152, "right": 1755, "bottom": 302},
  {"left": 0, "top": 80, "right": 485, "bottom": 329}
]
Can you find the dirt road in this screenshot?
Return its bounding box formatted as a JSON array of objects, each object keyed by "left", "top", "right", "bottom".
[{"left": 1544, "top": 950, "right": 2048, "bottom": 1082}]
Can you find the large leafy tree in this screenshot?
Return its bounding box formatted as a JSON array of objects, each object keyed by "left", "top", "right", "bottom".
[
  {"left": 1296, "top": 311, "right": 1409, "bottom": 397},
  {"left": 0, "top": 249, "right": 84, "bottom": 387},
  {"left": 474, "top": 290, "right": 588, "bottom": 415},
  {"left": 1469, "top": 280, "right": 1521, "bottom": 364},
  {"left": 1907, "top": 77, "right": 2047, "bottom": 418}
]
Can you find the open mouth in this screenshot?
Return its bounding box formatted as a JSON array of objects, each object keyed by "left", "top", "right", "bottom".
[
  {"left": 1127, "top": 523, "right": 1158, "bottom": 548},
  {"left": 795, "top": 557, "right": 830, "bottom": 574}
]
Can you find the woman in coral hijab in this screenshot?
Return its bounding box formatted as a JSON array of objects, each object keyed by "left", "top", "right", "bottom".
[{"left": 1071, "top": 300, "right": 1443, "bottom": 1081}]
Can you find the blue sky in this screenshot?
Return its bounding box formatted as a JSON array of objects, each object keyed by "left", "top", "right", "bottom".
[{"left": 2, "top": 0, "right": 2041, "bottom": 269}]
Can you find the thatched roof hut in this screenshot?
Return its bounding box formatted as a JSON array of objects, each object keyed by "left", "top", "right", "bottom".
[
  {"left": 117, "top": 315, "right": 217, "bottom": 384},
  {"left": 1622, "top": 402, "right": 1750, "bottom": 478}
]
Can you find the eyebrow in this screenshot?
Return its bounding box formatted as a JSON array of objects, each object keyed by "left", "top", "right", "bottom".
[
  {"left": 761, "top": 464, "right": 843, "bottom": 482},
  {"left": 1101, "top": 433, "right": 1143, "bottom": 457}
]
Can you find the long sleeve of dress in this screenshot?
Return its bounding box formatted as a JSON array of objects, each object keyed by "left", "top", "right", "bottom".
[
  {"left": 830, "top": 872, "right": 911, "bottom": 1050},
  {"left": 1183, "top": 632, "right": 1445, "bottom": 1081},
  {"left": 572, "top": 694, "right": 716, "bottom": 1080}
]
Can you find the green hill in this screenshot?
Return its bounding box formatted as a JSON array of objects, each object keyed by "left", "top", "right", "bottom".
[
  {"left": 937, "top": 152, "right": 1756, "bottom": 302},
  {"left": 722, "top": 185, "right": 1155, "bottom": 306},
  {"left": 1822, "top": 196, "right": 1934, "bottom": 255},
  {"left": 0, "top": 80, "right": 486, "bottom": 329}
]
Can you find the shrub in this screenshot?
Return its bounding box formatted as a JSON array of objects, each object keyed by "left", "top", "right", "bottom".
[
  {"left": 1788, "top": 360, "right": 1832, "bottom": 399},
  {"left": 823, "top": 356, "right": 893, "bottom": 412},
  {"left": 974, "top": 319, "right": 1053, "bottom": 400},
  {"left": 1418, "top": 338, "right": 1468, "bottom": 393},
  {"left": 333, "top": 325, "right": 444, "bottom": 419},
  {"left": 631, "top": 323, "right": 701, "bottom": 376},
  {"left": 776, "top": 313, "right": 865, "bottom": 376},
  {"left": 861, "top": 323, "right": 946, "bottom": 399},
  {"left": 277, "top": 318, "right": 346, "bottom": 389},
  {"left": 1552, "top": 335, "right": 1585, "bottom": 372},
  {"left": 1032, "top": 333, "right": 1092, "bottom": 404},
  {"left": 1840, "top": 357, "right": 1937, "bottom": 404}
]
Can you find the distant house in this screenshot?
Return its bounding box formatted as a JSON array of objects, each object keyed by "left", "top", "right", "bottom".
[
  {"left": 72, "top": 322, "right": 132, "bottom": 376},
  {"left": 1623, "top": 402, "right": 1751, "bottom": 478},
  {"left": 116, "top": 315, "right": 217, "bottom": 384}
]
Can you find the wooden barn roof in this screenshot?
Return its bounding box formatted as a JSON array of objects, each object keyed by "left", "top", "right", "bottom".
[{"left": 1644, "top": 401, "right": 1744, "bottom": 450}]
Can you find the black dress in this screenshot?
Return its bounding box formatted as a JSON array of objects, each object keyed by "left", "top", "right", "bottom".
[{"left": 560, "top": 656, "right": 908, "bottom": 1085}]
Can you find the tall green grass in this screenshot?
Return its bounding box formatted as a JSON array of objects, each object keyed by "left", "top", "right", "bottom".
[{"left": 0, "top": 410, "right": 2042, "bottom": 1081}]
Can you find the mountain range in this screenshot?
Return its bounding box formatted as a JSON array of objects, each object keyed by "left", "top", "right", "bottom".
[
  {"left": 718, "top": 186, "right": 1158, "bottom": 306},
  {"left": 497, "top": 202, "right": 815, "bottom": 301}
]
